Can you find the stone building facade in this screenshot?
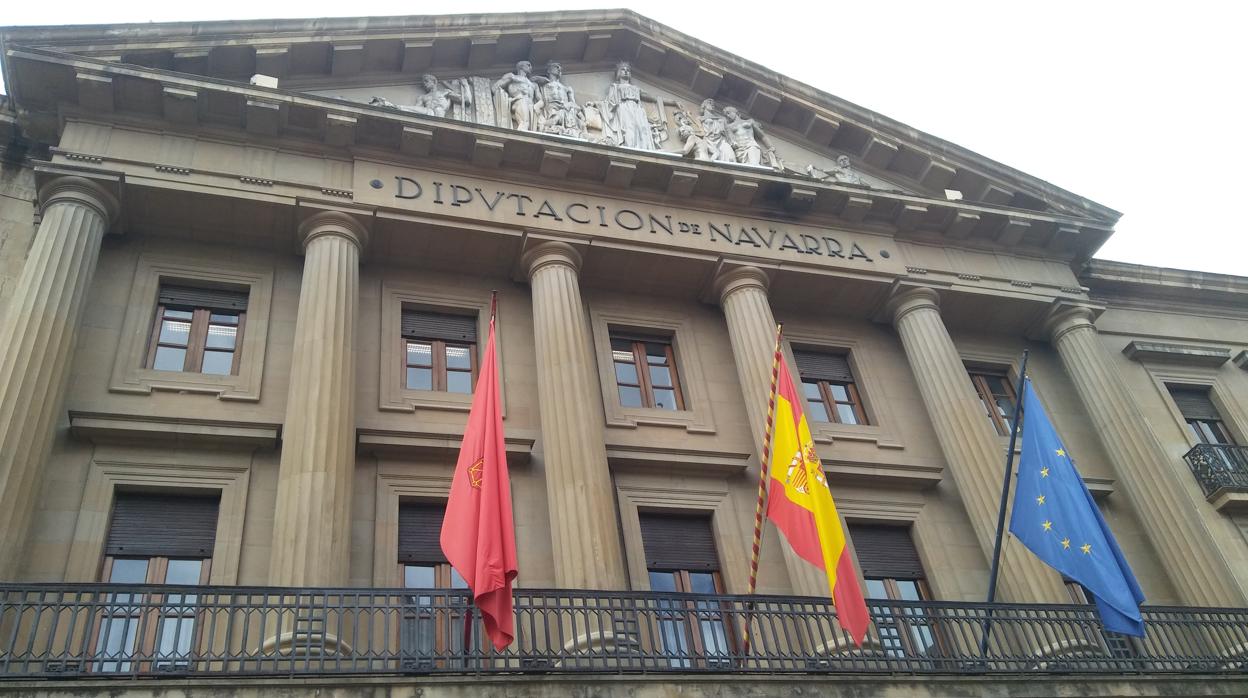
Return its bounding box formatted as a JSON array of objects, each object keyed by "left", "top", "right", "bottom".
[{"left": 0, "top": 10, "right": 1246, "bottom": 697}]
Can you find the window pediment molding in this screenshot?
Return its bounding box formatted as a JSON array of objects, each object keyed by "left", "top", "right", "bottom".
[
  {"left": 108, "top": 254, "right": 273, "bottom": 402},
  {"left": 589, "top": 304, "right": 716, "bottom": 435}
]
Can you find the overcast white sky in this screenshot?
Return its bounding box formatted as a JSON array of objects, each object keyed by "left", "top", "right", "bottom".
[{"left": 3, "top": 1, "right": 1246, "bottom": 276}]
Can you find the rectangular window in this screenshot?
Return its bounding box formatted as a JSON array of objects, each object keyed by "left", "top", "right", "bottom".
[
  {"left": 401, "top": 310, "right": 478, "bottom": 394},
  {"left": 1168, "top": 386, "right": 1237, "bottom": 446},
  {"left": 95, "top": 492, "right": 219, "bottom": 673},
  {"left": 610, "top": 331, "right": 685, "bottom": 410},
  {"left": 849, "top": 524, "right": 936, "bottom": 659},
  {"left": 398, "top": 501, "right": 469, "bottom": 669},
  {"left": 638, "top": 512, "right": 732, "bottom": 667},
  {"left": 968, "top": 368, "right": 1016, "bottom": 436},
  {"left": 147, "top": 285, "right": 248, "bottom": 376},
  {"left": 793, "top": 350, "right": 867, "bottom": 425}
]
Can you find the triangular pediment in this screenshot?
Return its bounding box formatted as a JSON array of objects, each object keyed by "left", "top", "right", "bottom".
[
  {"left": 0, "top": 10, "right": 1118, "bottom": 226},
  {"left": 306, "top": 67, "right": 913, "bottom": 195}
]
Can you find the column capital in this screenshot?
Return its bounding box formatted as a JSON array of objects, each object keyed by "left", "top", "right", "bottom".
[
  {"left": 297, "top": 210, "right": 369, "bottom": 252},
  {"left": 522, "top": 240, "right": 582, "bottom": 280},
  {"left": 1041, "top": 302, "right": 1100, "bottom": 344},
  {"left": 884, "top": 285, "right": 941, "bottom": 325},
  {"left": 37, "top": 176, "right": 120, "bottom": 226},
  {"left": 712, "top": 265, "right": 769, "bottom": 306}
]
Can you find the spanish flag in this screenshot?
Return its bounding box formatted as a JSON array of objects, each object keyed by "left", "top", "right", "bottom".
[{"left": 766, "top": 355, "right": 869, "bottom": 646}]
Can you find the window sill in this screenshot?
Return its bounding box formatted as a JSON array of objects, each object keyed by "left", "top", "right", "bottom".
[
  {"left": 379, "top": 388, "right": 473, "bottom": 413},
  {"left": 608, "top": 405, "right": 716, "bottom": 434}
]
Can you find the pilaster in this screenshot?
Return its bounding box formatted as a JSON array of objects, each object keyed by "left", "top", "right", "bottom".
[
  {"left": 712, "top": 265, "right": 833, "bottom": 599},
  {"left": 1045, "top": 304, "right": 1246, "bottom": 605},
  {"left": 268, "top": 211, "right": 368, "bottom": 586},
  {"left": 0, "top": 176, "right": 119, "bottom": 577},
  {"left": 523, "top": 241, "right": 627, "bottom": 590},
  {"left": 886, "top": 286, "right": 1067, "bottom": 603}
]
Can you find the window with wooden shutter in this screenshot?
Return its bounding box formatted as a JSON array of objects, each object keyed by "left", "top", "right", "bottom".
[
  {"left": 639, "top": 512, "right": 720, "bottom": 572},
  {"left": 1168, "top": 386, "right": 1236, "bottom": 445},
  {"left": 398, "top": 501, "right": 448, "bottom": 564},
  {"left": 401, "top": 310, "right": 478, "bottom": 394},
  {"left": 398, "top": 500, "right": 464, "bottom": 589},
  {"left": 849, "top": 523, "right": 936, "bottom": 659},
  {"left": 850, "top": 524, "right": 925, "bottom": 581},
  {"left": 97, "top": 492, "right": 219, "bottom": 672},
  {"left": 639, "top": 512, "right": 732, "bottom": 666},
  {"left": 793, "top": 349, "right": 867, "bottom": 425},
  {"left": 105, "top": 492, "right": 220, "bottom": 559},
  {"left": 148, "top": 284, "right": 248, "bottom": 376}
]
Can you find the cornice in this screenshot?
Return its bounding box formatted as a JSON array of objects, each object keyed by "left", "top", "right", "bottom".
[{"left": 0, "top": 10, "right": 1120, "bottom": 227}]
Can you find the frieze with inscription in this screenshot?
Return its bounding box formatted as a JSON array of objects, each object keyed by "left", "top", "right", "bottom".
[{"left": 353, "top": 164, "right": 900, "bottom": 275}]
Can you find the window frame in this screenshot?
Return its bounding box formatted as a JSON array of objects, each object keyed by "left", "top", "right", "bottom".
[
  {"left": 108, "top": 256, "right": 273, "bottom": 402},
  {"left": 397, "top": 503, "right": 475, "bottom": 668},
  {"left": 802, "top": 377, "right": 868, "bottom": 426},
  {"left": 146, "top": 304, "right": 246, "bottom": 376},
  {"left": 968, "top": 369, "right": 1018, "bottom": 436},
  {"left": 402, "top": 337, "right": 478, "bottom": 394},
  {"left": 610, "top": 334, "right": 687, "bottom": 411}
]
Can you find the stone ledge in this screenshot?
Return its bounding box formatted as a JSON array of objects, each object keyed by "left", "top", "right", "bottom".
[
  {"left": 1123, "top": 341, "right": 1232, "bottom": 367},
  {"left": 606, "top": 443, "right": 751, "bottom": 474},
  {"left": 357, "top": 427, "right": 535, "bottom": 466},
  {"left": 3, "top": 673, "right": 1247, "bottom": 698},
  {"left": 68, "top": 411, "right": 279, "bottom": 448}
]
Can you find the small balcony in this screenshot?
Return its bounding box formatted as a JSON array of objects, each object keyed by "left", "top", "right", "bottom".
[
  {"left": 1, "top": 584, "right": 1247, "bottom": 680},
  {"left": 1183, "top": 443, "right": 1248, "bottom": 512}
]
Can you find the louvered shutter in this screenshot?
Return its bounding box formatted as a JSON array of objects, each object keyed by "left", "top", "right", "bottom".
[
  {"left": 158, "top": 285, "right": 249, "bottom": 311},
  {"left": 398, "top": 501, "right": 447, "bottom": 564},
  {"left": 401, "top": 310, "right": 478, "bottom": 343},
  {"left": 1169, "top": 388, "right": 1221, "bottom": 421},
  {"left": 639, "top": 513, "right": 720, "bottom": 572},
  {"left": 793, "top": 350, "right": 854, "bottom": 383},
  {"left": 105, "top": 492, "right": 220, "bottom": 558},
  {"left": 849, "top": 524, "right": 925, "bottom": 580}
]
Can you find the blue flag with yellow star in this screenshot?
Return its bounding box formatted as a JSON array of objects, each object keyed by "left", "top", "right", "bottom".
[{"left": 1009, "top": 379, "right": 1146, "bottom": 636}]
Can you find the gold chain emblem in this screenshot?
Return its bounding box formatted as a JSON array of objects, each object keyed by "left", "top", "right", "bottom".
[{"left": 468, "top": 458, "right": 484, "bottom": 489}]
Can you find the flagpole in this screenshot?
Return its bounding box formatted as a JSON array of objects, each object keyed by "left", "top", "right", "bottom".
[
  {"left": 741, "top": 323, "right": 785, "bottom": 659},
  {"left": 462, "top": 289, "right": 498, "bottom": 659},
  {"left": 980, "top": 349, "right": 1030, "bottom": 656}
]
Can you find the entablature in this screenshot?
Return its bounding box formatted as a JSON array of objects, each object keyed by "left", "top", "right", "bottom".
[
  {"left": 0, "top": 10, "right": 1120, "bottom": 229},
  {"left": 7, "top": 45, "right": 1114, "bottom": 268}
]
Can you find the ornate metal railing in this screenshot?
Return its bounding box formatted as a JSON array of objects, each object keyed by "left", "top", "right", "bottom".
[
  {"left": 1184, "top": 443, "right": 1248, "bottom": 497},
  {"left": 1, "top": 584, "right": 1246, "bottom": 678}
]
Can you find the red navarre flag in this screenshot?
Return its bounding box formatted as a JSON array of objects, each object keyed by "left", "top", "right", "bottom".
[{"left": 440, "top": 296, "right": 518, "bottom": 650}]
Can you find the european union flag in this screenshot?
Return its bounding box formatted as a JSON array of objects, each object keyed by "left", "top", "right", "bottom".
[{"left": 1009, "top": 378, "right": 1146, "bottom": 636}]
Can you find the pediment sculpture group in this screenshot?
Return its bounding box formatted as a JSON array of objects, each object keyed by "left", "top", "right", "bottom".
[{"left": 367, "top": 60, "right": 867, "bottom": 186}]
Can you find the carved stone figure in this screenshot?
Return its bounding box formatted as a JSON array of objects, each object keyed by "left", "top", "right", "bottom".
[
  {"left": 722, "top": 106, "right": 781, "bottom": 169},
  {"left": 807, "top": 155, "right": 866, "bottom": 185},
  {"left": 696, "top": 99, "right": 735, "bottom": 162},
  {"left": 492, "top": 61, "right": 542, "bottom": 132},
  {"left": 534, "top": 62, "right": 584, "bottom": 138},
  {"left": 369, "top": 74, "right": 471, "bottom": 119},
  {"left": 604, "top": 62, "right": 657, "bottom": 150}
]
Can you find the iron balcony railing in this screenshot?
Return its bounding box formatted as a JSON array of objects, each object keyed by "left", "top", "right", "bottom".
[
  {"left": 1183, "top": 443, "right": 1248, "bottom": 498},
  {"left": 1, "top": 583, "right": 1247, "bottom": 679}
]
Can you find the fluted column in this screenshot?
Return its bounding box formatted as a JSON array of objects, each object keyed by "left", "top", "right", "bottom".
[
  {"left": 269, "top": 211, "right": 367, "bottom": 586},
  {"left": 714, "top": 266, "right": 828, "bottom": 598},
  {"left": 524, "top": 242, "right": 627, "bottom": 590},
  {"left": 0, "top": 177, "right": 118, "bottom": 578},
  {"left": 1047, "top": 305, "right": 1246, "bottom": 605},
  {"left": 888, "top": 287, "right": 1066, "bottom": 603}
]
